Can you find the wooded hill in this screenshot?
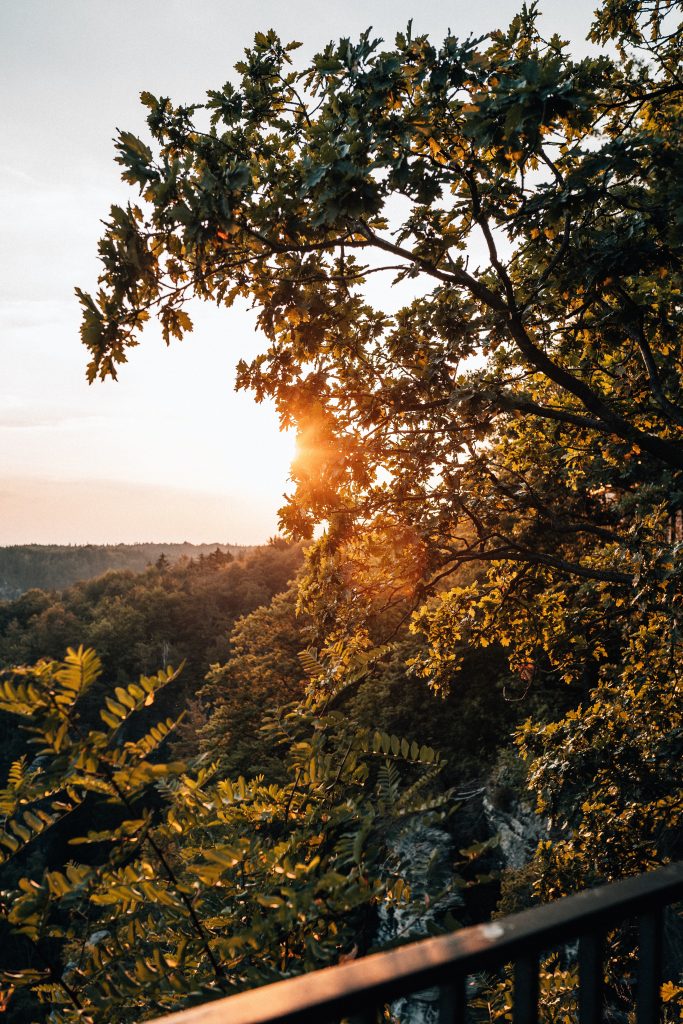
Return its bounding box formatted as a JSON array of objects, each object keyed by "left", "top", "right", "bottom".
[
  {"left": 0, "top": 543, "right": 251, "bottom": 600},
  {"left": 0, "top": 541, "right": 302, "bottom": 747}
]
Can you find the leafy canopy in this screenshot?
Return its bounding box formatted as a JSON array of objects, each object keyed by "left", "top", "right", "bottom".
[
  {"left": 78, "top": 0, "right": 683, "bottom": 571},
  {"left": 77, "top": 0, "right": 682, "bottom": 886}
]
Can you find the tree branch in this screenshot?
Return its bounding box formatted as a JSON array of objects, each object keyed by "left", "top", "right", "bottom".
[
  {"left": 438, "top": 543, "right": 632, "bottom": 585},
  {"left": 616, "top": 285, "right": 683, "bottom": 428}
]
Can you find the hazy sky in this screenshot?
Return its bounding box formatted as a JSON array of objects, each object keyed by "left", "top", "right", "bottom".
[{"left": 1, "top": 0, "right": 599, "bottom": 544}]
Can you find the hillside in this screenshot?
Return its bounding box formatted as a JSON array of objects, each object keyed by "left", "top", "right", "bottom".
[
  {"left": 0, "top": 542, "right": 252, "bottom": 599},
  {"left": 0, "top": 540, "right": 305, "bottom": 772}
]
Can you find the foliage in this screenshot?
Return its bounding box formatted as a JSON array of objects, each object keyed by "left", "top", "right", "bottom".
[
  {"left": 473, "top": 958, "right": 579, "bottom": 1024},
  {"left": 0, "top": 648, "right": 453, "bottom": 1022},
  {"left": 0, "top": 543, "right": 301, "bottom": 676},
  {"left": 5, "top": 5, "right": 682, "bottom": 1016},
  {"left": 519, "top": 666, "right": 683, "bottom": 896},
  {"left": 197, "top": 581, "right": 311, "bottom": 780},
  {"left": 76, "top": 0, "right": 683, "bottom": 897},
  {"left": 78, "top": 0, "right": 683, "bottom": 554},
  {"left": 198, "top": 575, "right": 534, "bottom": 790}
]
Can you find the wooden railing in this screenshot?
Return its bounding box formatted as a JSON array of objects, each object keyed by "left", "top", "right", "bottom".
[{"left": 151, "top": 862, "right": 683, "bottom": 1024}]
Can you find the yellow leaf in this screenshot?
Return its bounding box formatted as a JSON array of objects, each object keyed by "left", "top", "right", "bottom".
[{"left": 661, "top": 982, "right": 682, "bottom": 1003}]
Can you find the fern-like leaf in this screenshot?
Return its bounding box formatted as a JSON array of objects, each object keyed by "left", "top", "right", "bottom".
[
  {"left": 298, "top": 648, "right": 322, "bottom": 678},
  {"left": 55, "top": 646, "right": 102, "bottom": 698}
]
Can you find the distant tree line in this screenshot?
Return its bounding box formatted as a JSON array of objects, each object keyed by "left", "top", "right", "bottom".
[{"left": 0, "top": 543, "right": 252, "bottom": 600}]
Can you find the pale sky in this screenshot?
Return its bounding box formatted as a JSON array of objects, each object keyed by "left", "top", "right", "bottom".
[{"left": 1, "top": 0, "right": 599, "bottom": 544}]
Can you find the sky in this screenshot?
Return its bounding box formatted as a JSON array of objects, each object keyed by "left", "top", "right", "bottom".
[{"left": 1, "top": 0, "right": 600, "bottom": 545}]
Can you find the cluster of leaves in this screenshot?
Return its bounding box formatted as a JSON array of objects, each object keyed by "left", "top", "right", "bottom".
[
  {"left": 520, "top": 656, "right": 683, "bottom": 894},
  {"left": 0, "top": 647, "right": 454, "bottom": 1022},
  {"left": 196, "top": 546, "right": 542, "bottom": 789},
  {"left": 473, "top": 958, "right": 579, "bottom": 1024},
  {"left": 197, "top": 581, "right": 311, "bottom": 781}
]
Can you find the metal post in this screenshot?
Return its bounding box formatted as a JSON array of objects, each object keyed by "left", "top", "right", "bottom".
[
  {"left": 438, "top": 975, "right": 467, "bottom": 1023},
  {"left": 513, "top": 954, "right": 539, "bottom": 1024},
  {"left": 578, "top": 931, "right": 604, "bottom": 1024},
  {"left": 637, "top": 909, "right": 663, "bottom": 1024},
  {"left": 347, "top": 1008, "right": 378, "bottom": 1024}
]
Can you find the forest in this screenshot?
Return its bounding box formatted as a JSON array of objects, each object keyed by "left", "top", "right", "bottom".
[
  {"left": 0, "top": 0, "right": 681, "bottom": 1020},
  {"left": 0, "top": 544, "right": 250, "bottom": 601}
]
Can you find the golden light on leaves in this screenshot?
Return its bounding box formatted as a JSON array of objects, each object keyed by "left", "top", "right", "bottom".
[{"left": 291, "top": 414, "right": 341, "bottom": 485}]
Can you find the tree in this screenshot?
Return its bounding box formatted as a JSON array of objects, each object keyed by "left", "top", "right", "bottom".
[
  {"left": 197, "top": 581, "right": 310, "bottom": 779},
  {"left": 78, "top": 1, "right": 682, "bottom": 886}
]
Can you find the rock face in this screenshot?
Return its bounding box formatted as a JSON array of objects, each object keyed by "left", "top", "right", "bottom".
[
  {"left": 372, "top": 780, "right": 545, "bottom": 1021},
  {"left": 385, "top": 989, "right": 443, "bottom": 1024},
  {"left": 483, "top": 793, "right": 544, "bottom": 871},
  {"left": 375, "top": 819, "right": 462, "bottom": 1024}
]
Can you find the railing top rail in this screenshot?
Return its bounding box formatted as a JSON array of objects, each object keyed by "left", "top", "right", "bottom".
[{"left": 150, "top": 862, "right": 683, "bottom": 1024}]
